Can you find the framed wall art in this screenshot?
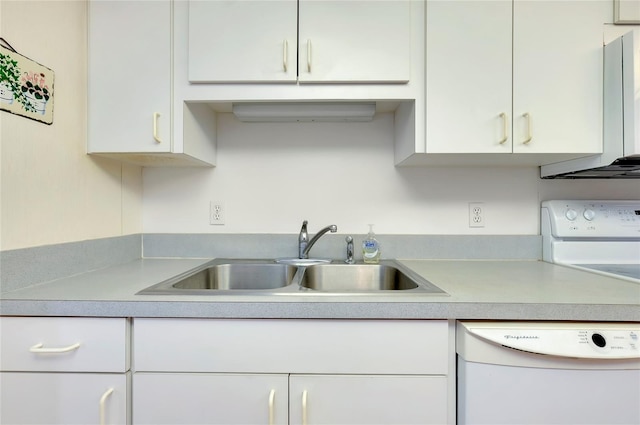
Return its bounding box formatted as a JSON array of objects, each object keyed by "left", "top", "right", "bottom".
[{"left": 0, "top": 38, "right": 55, "bottom": 125}]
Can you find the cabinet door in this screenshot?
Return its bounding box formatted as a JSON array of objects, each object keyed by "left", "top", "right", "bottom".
[
  {"left": 188, "top": 0, "right": 298, "bottom": 82},
  {"left": 512, "top": 0, "right": 610, "bottom": 154},
  {"left": 425, "top": 0, "right": 512, "bottom": 153},
  {"left": 298, "top": 0, "right": 411, "bottom": 83},
  {"left": 0, "top": 372, "right": 128, "bottom": 425},
  {"left": 88, "top": 0, "right": 171, "bottom": 153},
  {"left": 133, "top": 373, "right": 288, "bottom": 425},
  {"left": 290, "top": 375, "right": 448, "bottom": 425}
]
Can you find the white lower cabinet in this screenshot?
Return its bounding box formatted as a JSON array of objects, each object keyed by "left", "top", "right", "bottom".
[
  {"left": 133, "top": 373, "right": 446, "bottom": 425},
  {"left": 0, "top": 372, "right": 129, "bottom": 425},
  {"left": 0, "top": 317, "right": 131, "bottom": 425},
  {"left": 132, "top": 319, "right": 453, "bottom": 425},
  {"left": 134, "top": 373, "right": 288, "bottom": 425},
  {"left": 289, "top": 374, "right": 448, "bottom": 425}
]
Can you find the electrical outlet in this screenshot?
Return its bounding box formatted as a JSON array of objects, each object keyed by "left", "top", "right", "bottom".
[
  {"left": 469, "top": 202, "right": 484, "bottom": 228},
  {"left": 210, "top": 201, "right": 225, "bottom": 225}
]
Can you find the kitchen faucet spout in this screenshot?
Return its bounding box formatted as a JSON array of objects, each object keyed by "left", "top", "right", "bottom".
[{"left": 298, "top": 220, "right": 337, "bottom": 259}]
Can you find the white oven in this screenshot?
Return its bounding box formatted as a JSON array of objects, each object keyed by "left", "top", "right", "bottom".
[{"left": 541, "top": 199, "right": 640, "bottom": 283}]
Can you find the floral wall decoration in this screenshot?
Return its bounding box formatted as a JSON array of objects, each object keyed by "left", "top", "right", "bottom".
[{"left": 0, "top": 40, "right": 54, "bottom": 125}]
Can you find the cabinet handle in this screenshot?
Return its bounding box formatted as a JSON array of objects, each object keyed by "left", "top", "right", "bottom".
[
  {"left": 307, "top": 40, "right": 312, "bottom": 73},
  {"left": 522, "top": 112, "right": 532, "bottom": 144},
  {"left": 153, "top": 112, "right": 163, "bottom": 144},
  {"left": 268, "top": 389, "right": 275, "bottom": 425},
  {"left": 302, "top": 390, "right": 308, "bottom": 425},
  {"left": 99, "top": 388, "right": 114, "bottom": 425},
  {"left": 499, "top": 112, "right": 508, "bottom": 144},
  {"left": 29, "top": 342, "right": 81, "bottom": 353},
  {"left": 283, "top": 40, "right": 288, "bottom": 72}
]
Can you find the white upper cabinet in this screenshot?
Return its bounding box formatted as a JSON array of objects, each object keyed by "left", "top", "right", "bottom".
[
  {"left": 297, "top": 0, "right": 411, "bottom": 83},
  {"left": 187, "top": 0, "right": 411, "bottom": 83},
  {"left": 88, "top": 0, "right": 171, "bottom": 154},
  {"left": 422, "top": 0, "right": 609, "bottom": 159},
  {"left": 188, "top": 1, "right": 298, "bottom": 83},
  {"left": 512, "top": 0, "right": 609, "bottom": 154},
  {"left": 425, "top": 0, "right": 512, "bottom": 154},
  {"left": 88, "top": 0, "right": 217, "bottom": 166}
]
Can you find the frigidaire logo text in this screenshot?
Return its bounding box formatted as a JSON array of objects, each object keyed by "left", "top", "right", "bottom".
[{"left": 504, "top": 334, "right": 540, "bottom": 340}]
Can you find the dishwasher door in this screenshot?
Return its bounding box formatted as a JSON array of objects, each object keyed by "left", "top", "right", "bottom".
[{"left": 456, "top": 321, "right": 640, "bottom": 425}]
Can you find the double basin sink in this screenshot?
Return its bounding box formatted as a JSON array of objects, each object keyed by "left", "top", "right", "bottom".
[{"left": 137, "top": 259, "right": 447, "bottom": 296}]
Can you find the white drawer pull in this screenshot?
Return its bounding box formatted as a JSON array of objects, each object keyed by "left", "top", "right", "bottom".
[
  {"left": 29, "top": 342, "right": 81, "bottom": 353},
  {"left": 522, "top": 112, "right": 532, "bottom": 144},
  {"left": 499, "top": 112, "right": 508, "bottom": 144},
  {"left": 307, "top": 40, "right": 312, "bottom": 72},
  {"left": 283, "top": 40, "right": 288, "bottom": 72},
  {"left": 268, "top": 389, "right": 275, "bottom": 425},
  {"left": 153, "top": 112, "right": 162, "bottom": 143},
  {"left": 302, "top": 390, "right": 308, "bottom": 425},
  {"left": 99, "top": 388, "right": 114, "bottom": 425}
]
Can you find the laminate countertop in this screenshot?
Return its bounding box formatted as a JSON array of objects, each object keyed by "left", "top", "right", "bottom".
[{"left": 1, "top": 258, "right": 638, "bottom": 321}]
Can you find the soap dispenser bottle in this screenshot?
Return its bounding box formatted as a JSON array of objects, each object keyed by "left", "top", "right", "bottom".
[{"left": 362, "top": 224, "right": 381, "bottom": 264}]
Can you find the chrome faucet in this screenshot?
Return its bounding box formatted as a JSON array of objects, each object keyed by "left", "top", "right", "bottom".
[{"left": 298, "top": 220, "right": 338, "bottom": 259}]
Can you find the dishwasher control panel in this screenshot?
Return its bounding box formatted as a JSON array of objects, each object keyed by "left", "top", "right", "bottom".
[{"left": 461, "top": 322, "right": 640, "bottom": 359}]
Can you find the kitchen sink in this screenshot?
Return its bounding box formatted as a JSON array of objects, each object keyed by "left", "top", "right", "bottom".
[
  {"left": 137, "top": 260, "right": 296, "bottom": 295},
  {"left": 136, "top": 259, "right": 447, "bottom": 296},
  {"left": 172, "top": 263, "right": 296, "bottom": 290},
  {"left": 298, "top": 263, "right": 446, "bottom": 293}
]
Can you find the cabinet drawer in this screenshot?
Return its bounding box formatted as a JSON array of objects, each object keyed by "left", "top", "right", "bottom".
[
  {"left": 0, "top": 317, "right": 129, "bottom": 372},
  {"left": 134, "top": 319, "right": 448, "bottom": 374}
]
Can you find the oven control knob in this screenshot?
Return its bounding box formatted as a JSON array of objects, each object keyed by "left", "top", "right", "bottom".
[
  {"left": 583, "top": 209, "right": 596, "bottom": 221},
  {"left": 565, "top": 208, "right": 578, "bottom": 221},
  {"left": 591, "top": 333, "right": 606, "bottom": 348}
]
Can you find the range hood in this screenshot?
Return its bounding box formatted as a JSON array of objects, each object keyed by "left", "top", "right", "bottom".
[
  {"left": 541, "top": 155, "right": 640, "bottom": 178},
  {"left": 541, "top": 29, "right": 640, "bottom": 179},
  {"left": 232, "top": 102, "right": 376, "bottom": 122}
]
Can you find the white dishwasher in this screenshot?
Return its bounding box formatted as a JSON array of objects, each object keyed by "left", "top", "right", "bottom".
[{"left": 457, "top": 321, "right": 640, "bottom": 425}]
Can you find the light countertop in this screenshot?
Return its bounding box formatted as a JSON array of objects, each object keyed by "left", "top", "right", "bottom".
[{"left": 1, "top": 258, "right": 638, "bottom": 321}]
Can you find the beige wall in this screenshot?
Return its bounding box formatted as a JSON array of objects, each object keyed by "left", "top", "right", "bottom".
[{"left": 0, "top": 0, "right": 142, "bottom": 251}]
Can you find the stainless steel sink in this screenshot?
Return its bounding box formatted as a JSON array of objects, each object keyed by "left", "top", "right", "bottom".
[
  {"left": 174, "top": 263, "right": 296, "bottom": 290},
  {"left": 137, "top": 260, "right": 296, "bottom": 295},
  {"left": 136, "top": 259, "right": 447, "bottom": 296},
  {"left": 298, "top": 263, "right": 446, "bottom": 293}
]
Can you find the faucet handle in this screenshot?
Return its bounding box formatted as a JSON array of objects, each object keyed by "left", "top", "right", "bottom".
[
  {"left": 345, "top": 235, "right": 355, "bottom": 264},
  {"left": 298, "top": 220, "right": 309, "bottom": 259}
]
